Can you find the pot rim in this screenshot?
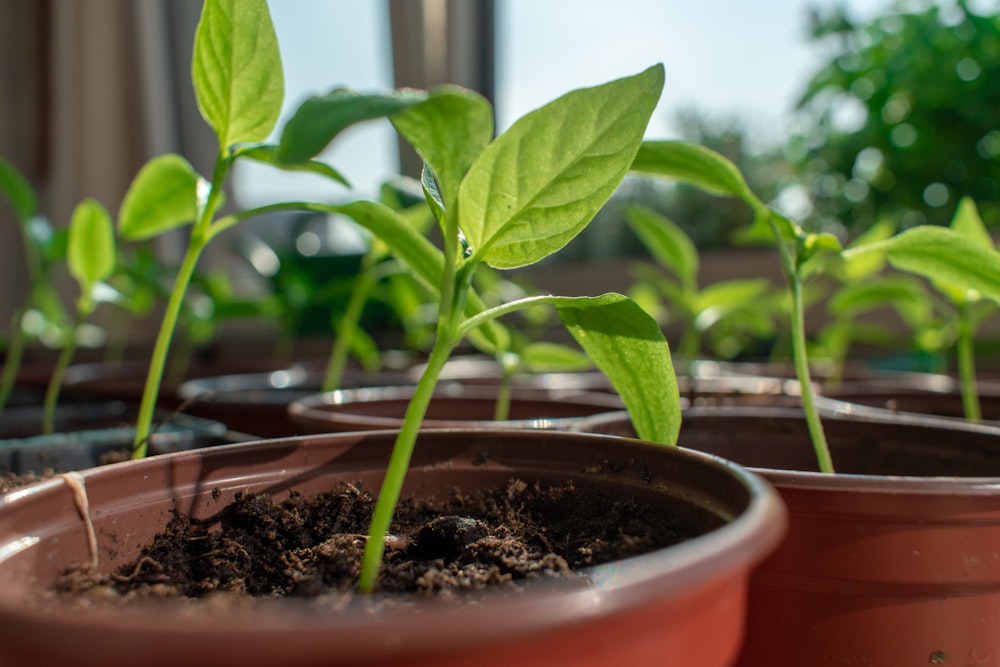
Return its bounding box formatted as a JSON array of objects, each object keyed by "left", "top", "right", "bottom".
[
  {"left": 0, "top": 428, "right": 785, "bottom": 656},
  {"left": 576, "top": 406, "right": 1000, "bottom": 494},
  {"left": 288, "top": 384, "right": 626, "bottom": 430}
]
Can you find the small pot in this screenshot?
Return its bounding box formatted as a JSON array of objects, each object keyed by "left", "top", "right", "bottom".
[
  {"left": 574, "top": 406, "right": 1000, "bottom": 664},
  {"left": 0, "top": 429, "right": 785, "bottom": 667},
  {"left": 287, "top": 384, "right": 626, "bottom": 434}
]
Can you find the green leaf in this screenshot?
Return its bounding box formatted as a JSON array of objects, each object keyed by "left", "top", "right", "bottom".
[
  {"left": 950, "top": 197, "right": 992, "bottom": 248},
  {"left": 624, "top": 205, "right": 698, "bottom": 290},
  {"left": 0, "top": 157, "right": 37, "bottom": 223},
  {"left": 278, "top": 88, "right": 428, "bottom": 164},
  {"left": 519, "top": 341, "right": 593, "bottom": 373},
  {"left": 848, "top": 226, "right": 1000, "bottom": 303},
  {"left": 460, "top": 64, "right": 664, "bottom": 269},
  {"left": 235, "top": 145, "right": 350, "bottom": 187},
  {"left": 695, "top": 278, "right": 773, "bottom": 314},
  {"left": 838, "top": 217, "right": 897, "bottom": 282},
  {"left": 118, "top": 155, "right": 202, "bottom": 241},
  {"left": 631, "top": 140, "right": 756, "bottom": 203},
  {"left": 392, "top": 86, "right": 494, "bottom": 213},
  {"left": 192, "top": 0, "right": 283, "bottom": 147},
  {"left": 827, "top": 275, "right": 932, "bottom": 323},
  {"left": 555, "top": 293, "right": 679, "bottom": 445},
  {"left": 68, "top": 199, "right": 115, "bottom": 295}
]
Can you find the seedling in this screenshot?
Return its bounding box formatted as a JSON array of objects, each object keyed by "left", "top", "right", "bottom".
[
  {"left": 0, "top": 158, "right": 72, "bottom": 411},
  {"left": 844, "top": 197, "right": 1000, "bottom": 421},
  {"left": 631, "top": 141, "right": 841, "bottom": 473},
  {"left": 41, "top": 200, "right": 116, "bottom": 434},
  {"left": 122, "top": 0, "right": 434, "bottom": 456},
  {"left": 279, "top": 65, "right": 679, "bottom": 591}
]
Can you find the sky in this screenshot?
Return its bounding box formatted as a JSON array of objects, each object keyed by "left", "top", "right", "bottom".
[{"left": 233, "top": 0, "right": 901, "bottom": 207}]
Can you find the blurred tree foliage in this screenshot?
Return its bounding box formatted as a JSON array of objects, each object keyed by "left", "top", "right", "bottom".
[{"left": 789, "top": 0, "right": 1000, "bottom": 236}]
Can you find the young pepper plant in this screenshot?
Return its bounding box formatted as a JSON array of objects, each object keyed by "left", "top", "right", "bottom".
[
  {"left": 0, "top": 158, "right": 74, "bottom": 412},
  {"left": 121, "top": 0, "right": 435, "bottom": 457},
  {"left": 41, "top": 200, "right": 116, "bottom": 434},
  {"left": 280, "top": 64, "right": 680, "bottom": 592},
  {"left": 843, "top": 197, "right": 1000, "bottom": 421},
  {"left": 631, "top": 140, "right": 841, "bottom": 473}
]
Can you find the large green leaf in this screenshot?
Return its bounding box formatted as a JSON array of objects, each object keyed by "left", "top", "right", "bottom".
[
  {"left": 0, "top": 157, "right": 37, "bottom": 223},
  {"left": 118, "top": 155, "right": 202, "bottom": 241},
  {"left": 391, "top": 87, "right": 494, "bottom": 213},
  {"left": 192, "top": 0, "right": 283, "bottom": 148},
  {"left": 555, "top": 293, "right": 679, "bottom": 445},
  {"left": 278, "top": 88, "right": 427, "bottom": 164},
  {"left": 460, "top": 64, "right": 664, "bottom": 269},
  {"left": 68, "top": 199, "right": 115, "bottom": 294},
  {"left": 846, "top": 226, "right": 1000, "bottom": 303},
  {"left": 624, "top": 205, "right": 698, "bottom": 290},
  {"left": 631, "top": 140, "right": 755, "bottom": 203}
]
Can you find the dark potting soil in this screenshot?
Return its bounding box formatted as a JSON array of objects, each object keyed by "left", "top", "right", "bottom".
[{"left": 53, "top": 479, "right": 693, "bottom": 601}]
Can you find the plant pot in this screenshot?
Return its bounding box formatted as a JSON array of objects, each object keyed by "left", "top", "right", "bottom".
[
  {"left": 176, "top": 363, "right": 416, "bottom": 438},
  {"left": 61, "top": 358, "right": 297, "bottom": 410},
  {"left": 0, "top": 428, "right": 786, "bottom": 667},
  {"left": 0, "top": 400, "right": 235, "bottom": 479},
  {"left": 573, "top": 406, "right": 1000, "bottom": 664},
  {"left": 287, "top": 384, "right": 627, "bottom": 434},
  {"left": 822, "top": 371, "right": 1000, "bottom": 421}
]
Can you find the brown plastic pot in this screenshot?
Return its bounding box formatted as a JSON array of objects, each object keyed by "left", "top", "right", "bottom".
[
  {"left": 287, "top": 384, "right": 626, "bottom": 434},
  {"left": 176, "top": 363, "right": 414, "bottom": 438},
  {"left": 574, "top": 405, "right": 1000, "bottom": 665},
  {"left": 0, "top": 428, "right": 785, "bottom": 667}
]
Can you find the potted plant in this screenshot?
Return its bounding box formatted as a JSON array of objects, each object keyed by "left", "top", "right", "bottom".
[{"left": 627, "top": 139, "right": 1000, "bottom": 663}]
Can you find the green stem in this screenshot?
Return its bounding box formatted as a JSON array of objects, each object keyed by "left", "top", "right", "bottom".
[
  {"left": 42, "top": 309, "right": 85, "bottom": 434},
  {"left": 131, "top": 237, "right": 207, "bottom": 458},
  {"left": 356, "top": 333, "right": 457, "bottom": 592},
  {"left": 957, "top": 301, "right": 981, "bottom": 422},
  {"left": 357, "top": 201, "right": 469, "bottom": 593},
  {"left": 493, "top": 359, "right": 515, "bottom": 421},
  {"left": 0, "top": 307, "right": 29, "bottom": 411},
  {"left": 323, "top": 254, "right": 378, "bottom": 393},
  {"left": 768, "top": 219, "right": 834, "bottom": 474}
]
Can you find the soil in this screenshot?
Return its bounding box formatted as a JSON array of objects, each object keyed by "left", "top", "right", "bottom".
[{"left": 52, "top": 478, "right": 693, "bottom": 602}]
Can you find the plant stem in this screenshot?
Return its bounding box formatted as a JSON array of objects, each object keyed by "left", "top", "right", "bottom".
[
  {"left": 957, "top": 301, "right": 981, "bottom": 422},
  {"left": 356, "top": 332, "right": 456, "bottom": 592},
  {"left": 42, "top": 310, "right": 85, "bottom": 435},
  {"left": 768, "top": 219, "right": 834, "bottom": 474},
  {"left": 323, "top": 253, "right": 378, "bottom": 393},
  {"left": 0, "top": 307, "right": 29, "bottom": 411},
  {"left": 131, "top": 237, "right": 207, "bottom": 458},
  {"left": 132, "top": 152, "right": 229, "bottom": 458}
]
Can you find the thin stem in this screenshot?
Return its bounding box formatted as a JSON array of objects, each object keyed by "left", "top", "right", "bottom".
[
  {"left": 132, "top": 151, "right": 230, "bottom": 457},
  {"left": 356, "top": 333, "right": 457, "bottom": 592},
  {"left": 957, "top": 301, "right": 981, "bottom": 422},
  {"left": 492, "top": 358, "right": 515, "bottom": 421},
  {"left": 323, "top": 253, "right": 378, "bottom": 393},
  {"left": 131, "top": 237, "right": 207, "bottom": 458},
  {"left": 42, "top": 309, "right": 85, "bottom": 434},
  {"left": 767, "top": 217, "right": 834, "bottom": 474},
  {"left": 0, "top": 307, "right": 29, "bottom": 411}
]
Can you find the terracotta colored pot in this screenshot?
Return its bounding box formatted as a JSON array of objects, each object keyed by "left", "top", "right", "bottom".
[
  {"left": 574, "top": 406, "right": 1000, "bottom": 664},
  {"left": 287, "top": 384, "right": 626, "bottom": 434},
  {"left": 0, "top": 428, "right": 785, "bottom": 667},
  {"left": 176, "top": 364, "right": 415, "bottom": 438},
  {"left": 822, "top": 372, "right": 1000, "bottom": 421}
]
